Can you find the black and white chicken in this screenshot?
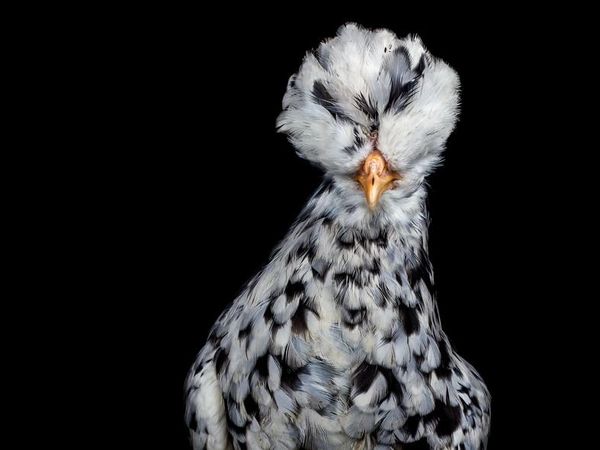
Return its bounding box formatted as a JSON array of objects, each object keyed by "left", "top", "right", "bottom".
[{"left": 185, "top": 23, "right": 491, "bottom": 450}]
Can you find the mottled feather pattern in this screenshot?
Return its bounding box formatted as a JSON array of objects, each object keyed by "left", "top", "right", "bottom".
[
  {"left": 185, "top": 23, "right": 489, "bottom": 450},
  {"left": 186, "top": 183, "right": 490, "bottom": 449}
]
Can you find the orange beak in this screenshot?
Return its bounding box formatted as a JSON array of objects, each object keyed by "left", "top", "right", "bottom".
[{"left": 355, "top": 150, "right": 401, "bottom": 209}]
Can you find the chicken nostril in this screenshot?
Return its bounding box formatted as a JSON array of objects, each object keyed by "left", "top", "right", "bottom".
[{"left": 368, "top": 161, "right": 381, "bottom": 174}]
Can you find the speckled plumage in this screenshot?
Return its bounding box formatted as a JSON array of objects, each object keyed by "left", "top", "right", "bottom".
[{"left": 185, "top": 24, "right": 490, "bottom": 450}]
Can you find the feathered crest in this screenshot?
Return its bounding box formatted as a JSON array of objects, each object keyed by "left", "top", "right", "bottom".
[{"left": 277, "top": 23, "right": 460, "bottom": 178}]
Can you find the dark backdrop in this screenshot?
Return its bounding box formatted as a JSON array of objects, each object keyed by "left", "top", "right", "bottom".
[{"left": 114, "top": 8, "right": 552, "bottom": 449}]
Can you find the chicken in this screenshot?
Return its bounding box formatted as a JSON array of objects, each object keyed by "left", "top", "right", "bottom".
[{"left": 185, "top": 23, "right": 490, "bottom": 450}]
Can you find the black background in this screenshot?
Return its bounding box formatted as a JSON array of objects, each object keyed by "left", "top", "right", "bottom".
[{"left": 112, "top": 8, "right": 556, "bottom": 449}]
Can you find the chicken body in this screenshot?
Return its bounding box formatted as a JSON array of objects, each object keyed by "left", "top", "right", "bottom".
[{"left": 185, "top": 180, "right": 490, "bottom": 449}]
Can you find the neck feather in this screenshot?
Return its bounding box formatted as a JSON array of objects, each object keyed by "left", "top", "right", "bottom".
[{"left": 272, "top": 178, "right": 442, "bottom": 336}]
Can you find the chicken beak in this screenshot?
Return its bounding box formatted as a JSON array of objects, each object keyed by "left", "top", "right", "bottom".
[{"left": 355, "top": 150, "right": 400, "bottom": 210}]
